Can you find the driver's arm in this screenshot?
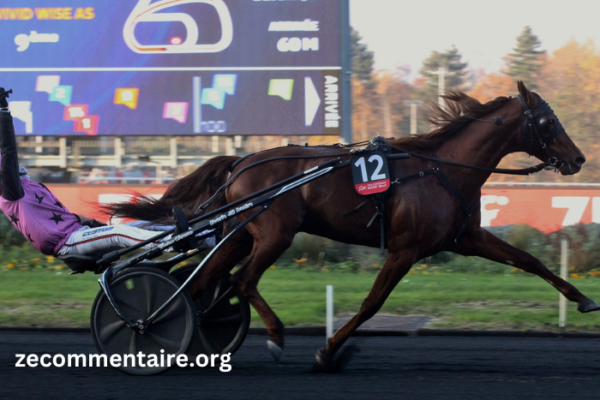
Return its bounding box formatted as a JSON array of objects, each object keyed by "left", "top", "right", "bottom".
[{"left": 0, "top": 110, "right": 24, "bottom": 201}]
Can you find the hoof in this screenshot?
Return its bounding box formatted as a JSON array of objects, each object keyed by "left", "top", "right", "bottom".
[
  {"left": 310, "top": 345, "right": 359, "bottom": 373},
  {"left": 578, "top": 299, "right": 600, "bottom": 313},
  {"left": 315, "top": 347, "right": 331, "bottom": 366},
  {"left": 266, "top": 340, "right": 283, "bottom": 362}
]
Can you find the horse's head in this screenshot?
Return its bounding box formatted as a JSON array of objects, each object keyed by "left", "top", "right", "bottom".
[{"left": 516, "top": 81, "right": 585, "bottom": 175}]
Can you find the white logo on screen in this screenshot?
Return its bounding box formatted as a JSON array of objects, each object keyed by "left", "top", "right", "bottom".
[
  {"left": 277, "top": 37, "right": 319, "bottom": 52},
  {"left": 323, "top": 75, "right": 340, "bottom": 129},
  {"left": 123, "top": 0, "right": 233, "bottom": 54},
  {"left": 9, "top": 102, "right": 33, "bottom": 134},
  {"left": 268, "top": 19, "right": 319, "bottom": 32},
  {"left": 14, "top": 31, "right": 59, "bottom": 52}
]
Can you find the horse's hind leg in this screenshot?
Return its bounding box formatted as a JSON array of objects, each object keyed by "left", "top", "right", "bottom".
[
  {"left": 318, "top": 247, "right": 419, "bottom": 364},
  {"left": 453, "top": 228, "right": 600, "bottom": 313},
  {"left": 230, "top": 230, "right": 296, "bottom": 362},
  {"left": 188, "top": 228, "right": 254, "bottom": 298}
]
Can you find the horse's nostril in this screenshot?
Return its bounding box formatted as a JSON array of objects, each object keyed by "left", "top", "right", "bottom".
[{"left": 575, "top": 156, "right": 586, "bottom": 167}]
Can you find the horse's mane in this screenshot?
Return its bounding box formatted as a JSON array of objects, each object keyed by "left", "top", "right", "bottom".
[{"left": 389, "top": 91, "right": 513, "bottom": 151}]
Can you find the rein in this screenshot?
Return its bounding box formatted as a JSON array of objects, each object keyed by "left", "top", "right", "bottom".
[
  {"left": 194, "top": 94, "right": 560, "bottom": 217},
  {"left": 387, "top": 93, "right": 562, "bottom": 176},
  {"left": 387, "top": 144, "right": 552, "bottom": 176},
  {"left": 384, "top": 93, "right": 562, "bottom": 242},
  {"left": 194, "top": 143, "right": 368, "bottom": 215}
]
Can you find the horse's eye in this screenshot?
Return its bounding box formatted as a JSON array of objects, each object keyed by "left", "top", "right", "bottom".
[{"left": 538, "top": 116, "right": 550, "bottom": 132}]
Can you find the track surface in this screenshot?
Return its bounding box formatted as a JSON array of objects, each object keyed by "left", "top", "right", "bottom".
[{"left": 1, "top": 331, "right": 599, "bottom": 399}]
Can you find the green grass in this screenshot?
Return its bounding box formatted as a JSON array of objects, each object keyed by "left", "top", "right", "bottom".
[
  {"left": 258, "top": 269, "right": 600, "bottom": 331},
  {"left": 0, "top": 267, "right": 99, "bottom": 327},
  {"left": 1, "top": 267, "right": 600, "bottom": 331}
]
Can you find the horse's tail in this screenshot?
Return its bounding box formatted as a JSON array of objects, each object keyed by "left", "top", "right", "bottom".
[{"left": 101, "top": 155, "right": 240, "bottom": 223}]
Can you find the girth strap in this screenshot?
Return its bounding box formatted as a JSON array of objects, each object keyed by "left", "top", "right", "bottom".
[
  {"left": 432, "top": 169, "right": 470, "bottom": 216},
  {"left": 430, "top": 152, "right": 477, "bottom": 242},
  {"left": 390, "top": 150, "right": 477, "bottom": 243},
  {"left": 367, "top": 193, "right": 387, "bottom": 255},
  {"left": 365, "top": 136, "right": 391, "bottom": 255}
]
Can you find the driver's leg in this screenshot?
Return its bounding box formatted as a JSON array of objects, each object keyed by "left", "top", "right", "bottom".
[{"left": 57, "top": 224, "right": 170, "bottom": 256}]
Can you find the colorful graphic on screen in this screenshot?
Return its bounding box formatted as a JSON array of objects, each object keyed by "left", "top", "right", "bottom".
[
  {"left": 0, "top": 0, "right": 344, "bottom": 136},
  {"left": 114, "top": 88, "right": 139, "bottom": 109}
]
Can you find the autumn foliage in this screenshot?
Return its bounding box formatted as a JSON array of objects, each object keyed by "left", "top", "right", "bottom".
[{"left": 351, "top": 39, "right": 600, "bottom": 183}]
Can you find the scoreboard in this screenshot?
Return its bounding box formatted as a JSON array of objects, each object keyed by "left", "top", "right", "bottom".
[{"left": 0, "top": 0, "right": 350, "bottom": 137}]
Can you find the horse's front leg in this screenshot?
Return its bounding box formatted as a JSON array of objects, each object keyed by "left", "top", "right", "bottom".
[
  {"left": 318, "top": 247, "right": 419, "bottom": 365},
  {"left": 452, "top": 228, "right": 600, "bottom": 313}
]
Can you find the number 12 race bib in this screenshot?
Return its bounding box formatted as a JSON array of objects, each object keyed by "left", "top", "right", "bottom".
[{"left": 351, "top": 150, "right": 391, "bottom": 195}]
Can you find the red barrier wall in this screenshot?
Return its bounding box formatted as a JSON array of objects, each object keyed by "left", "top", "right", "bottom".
[
  {"left": 481, "top": 187, "right": 600, "bottom": 232},
  {"left": 46, "top": 184, "right": 600, "bottom": 233},
  {"left": 47, "top": 185, "right": 168, "bottom": 224}
]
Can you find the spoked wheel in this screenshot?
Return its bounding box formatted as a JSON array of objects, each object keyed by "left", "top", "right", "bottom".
[
  {"left": 90, "top": 267, "right": 196, "bottom": 375},
  {"left": 171, "top": 264, "right": 251, "bottom": 357}
]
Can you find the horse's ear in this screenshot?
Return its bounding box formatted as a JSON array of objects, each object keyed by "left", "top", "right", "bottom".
[{"left": 517, "top": 81, "right": 533, "bottom": 106}]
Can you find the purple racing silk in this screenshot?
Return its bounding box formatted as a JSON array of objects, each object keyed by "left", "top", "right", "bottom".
[
  {"left": 0, "top": 110, "right": 82, "bottom": 255},
  {"left": 0, "top": 178, "right": 82, "bottom": 255}
]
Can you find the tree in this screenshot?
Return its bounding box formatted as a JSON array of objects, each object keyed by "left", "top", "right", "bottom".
[
  {"left": 418, "top": 45, "right": 470, "bottom": 102},
  {"left": 505, "top": 26, "right": 546, "bottom": 90},
  {"left": 468, "top": 72, "right": 515, "bottom": 103},
  {"left": 352, "top": 76, "right": 378, "bottom": 142},
  {"left": 376, "top": 70, "right": 413, "bottom": 137},
  {"left": 350, "top": 27, "right": 376, "bottom": 91},
  {"left": 350, "top": 27, "right": 380, "bottom": 141},
  {"left": 485, "top": 39, "right": 600, "bottom": 183},
  {"left": 351, "top": 71, "right": 414, "bottom": 141},
  {"left": 538, "top": 40, "right": 600, "bottom": 182}
]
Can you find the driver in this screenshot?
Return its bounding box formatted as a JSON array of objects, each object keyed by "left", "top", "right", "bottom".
[{"left": 0, "top": 88, "right": 214, "bottom": 259}]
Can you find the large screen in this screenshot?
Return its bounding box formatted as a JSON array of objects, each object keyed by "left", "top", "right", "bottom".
[{"left": 0, "top": 0, "right": 348, "bottom": 136}]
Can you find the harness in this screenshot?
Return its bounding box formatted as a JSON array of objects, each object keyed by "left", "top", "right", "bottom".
[
  {"left": 351, "top": 136, "right": 393, "bottom": 254},
  {"left": 352, "top": 139, "right": 479, "bottom": 248},
  {"left": 195, "top": 93, "right": 563, "bottom": 249},
  {"left": 385, "top": 93, "right": 563, "bottom": 243}
]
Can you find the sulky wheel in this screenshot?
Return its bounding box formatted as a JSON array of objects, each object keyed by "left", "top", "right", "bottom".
[
  {"left": 171, "top": 264, "right": 251, "bottom": 357},
  {"left": 90, "top": 267, "right": 196, "bottom": 375}
]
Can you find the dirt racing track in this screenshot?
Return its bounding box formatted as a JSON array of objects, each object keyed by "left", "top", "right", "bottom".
[{"left": 1, "top": 330, "right": 600, "bottom": 400}]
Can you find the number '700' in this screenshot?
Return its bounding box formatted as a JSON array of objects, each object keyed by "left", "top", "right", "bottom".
[{"left": 552, "top": 197, "right": 600, "bottom": 226}]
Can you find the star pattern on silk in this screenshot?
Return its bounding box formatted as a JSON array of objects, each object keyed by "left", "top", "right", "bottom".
[
  {"left": 49, "top": 212, "right": 64, "bottom": 225},
  {"left": 10, "top": 213, "right": 19, "bottom": 224},
  {"left": 35, "top": 193, "right": 44, "bottom": 204}
]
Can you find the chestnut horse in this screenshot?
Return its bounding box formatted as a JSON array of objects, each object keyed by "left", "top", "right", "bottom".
[{"left": 106, "top": 82, "right": 598, "bottom": 366}]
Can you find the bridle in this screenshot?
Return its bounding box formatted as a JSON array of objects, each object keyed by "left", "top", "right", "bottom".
[
  {"left": 386, "top": 93, "right": 565, "bottom": 175},
  {"left": 517, "top": 92, "right": 563, "bottom": 170},
  {"left": 385, "top": 93, "right": 567, "bottom": 242}
]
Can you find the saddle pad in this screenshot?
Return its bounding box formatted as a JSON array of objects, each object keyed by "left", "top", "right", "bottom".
[{"left": 351, "top": 150, "right": 390, "bottom": 195}]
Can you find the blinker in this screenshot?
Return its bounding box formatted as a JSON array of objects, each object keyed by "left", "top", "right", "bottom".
[
  {"left": 519, "top": 93, "right": 562, "bottom": 147},
  {"left": 538, "top": 115, "right": 549, "bottom": 132}
]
